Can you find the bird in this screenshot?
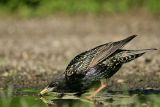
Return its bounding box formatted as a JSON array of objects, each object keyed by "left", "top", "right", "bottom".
[{"left": 40, "top": 35, "right": 156, "bottom": 98}]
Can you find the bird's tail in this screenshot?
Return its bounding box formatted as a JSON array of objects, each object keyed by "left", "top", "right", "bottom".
[{"left": 118, "top": 48, "right": 157, "bottom": 63}]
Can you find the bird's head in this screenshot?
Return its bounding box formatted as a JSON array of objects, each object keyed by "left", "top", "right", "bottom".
[
  {"left": 39, "top": 81, "right": 58, "bottom": 96},
  {"left": 39, "top": 74, "right": 66, "bottom": 96}
]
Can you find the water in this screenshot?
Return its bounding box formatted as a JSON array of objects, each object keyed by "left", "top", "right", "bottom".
[{"left": 0, "top": 89, "right": 160, "bottom": 107}]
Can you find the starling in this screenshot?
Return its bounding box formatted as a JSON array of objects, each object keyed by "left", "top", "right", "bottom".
[{"left": 40, "top": 35, "right": 156, "bottom": 98}]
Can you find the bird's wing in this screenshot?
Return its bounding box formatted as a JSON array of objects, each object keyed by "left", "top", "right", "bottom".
[
  {"left": 65, "top": 50, "right": 95, "bottom": 77},
  {"left": 88, "top": 35, "right": 137, "bottom": 68},
  {"left": 65, "top": 35, "right": 137, "bottom": 77}
]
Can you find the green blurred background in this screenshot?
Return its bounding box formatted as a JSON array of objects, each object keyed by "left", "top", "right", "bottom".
[{"left": 0, "top": 0, "right": 160, "bottom": 18}]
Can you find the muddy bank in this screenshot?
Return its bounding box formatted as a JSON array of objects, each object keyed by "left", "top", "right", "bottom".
[{"left": 0, "top": 14, "right": 160, "bottom": 91}]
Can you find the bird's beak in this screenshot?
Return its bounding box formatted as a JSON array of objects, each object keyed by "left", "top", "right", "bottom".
[{"left": 40, "top": 88, "right": 49, "bottom": 95}]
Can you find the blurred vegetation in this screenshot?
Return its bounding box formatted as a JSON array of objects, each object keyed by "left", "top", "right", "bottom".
[{"left": 0, "top": 0, "right": 160, "bottom": 18}]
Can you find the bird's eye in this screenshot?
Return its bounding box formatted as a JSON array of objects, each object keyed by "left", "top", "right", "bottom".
[{"left": 48, "top": 82, "right": 57, "bottom": 87}]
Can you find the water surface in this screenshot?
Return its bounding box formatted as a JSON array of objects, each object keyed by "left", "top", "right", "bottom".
[{"left": 0, "top": 89, "right": 160, "bottom": 107}]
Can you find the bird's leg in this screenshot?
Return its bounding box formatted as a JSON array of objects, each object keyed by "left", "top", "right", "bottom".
[{"left": 87, "top": 79, "right": 107, "bottom": 99}]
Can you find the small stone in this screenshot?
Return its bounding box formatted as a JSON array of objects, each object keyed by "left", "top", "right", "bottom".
[
  {"left": 2, "top": 72, "right": 9, "bottom": 77},
  {"left": 117, "top": 79, "right": 124, "bottom": 83}
]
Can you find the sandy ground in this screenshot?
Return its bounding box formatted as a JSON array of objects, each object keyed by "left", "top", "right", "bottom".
[{"left": 0, "top": 14, "right": 160, "bottom": 91}]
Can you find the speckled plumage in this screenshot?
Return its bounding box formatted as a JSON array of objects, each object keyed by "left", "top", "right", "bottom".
[{"left": 40, "top": 35, "right": 156, "bottom": 95}]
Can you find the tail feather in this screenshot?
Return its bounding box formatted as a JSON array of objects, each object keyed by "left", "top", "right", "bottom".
[{"left": 118, "top": 48, "right": 157, "bottom": 63}]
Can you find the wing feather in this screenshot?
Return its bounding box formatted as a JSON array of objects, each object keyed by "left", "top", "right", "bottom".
[
  {"left": 65, "top": 35, "right": 137, "bottom": 77},
  {"left": 88, "top": 35, "right": 137, "bottom": 68}
]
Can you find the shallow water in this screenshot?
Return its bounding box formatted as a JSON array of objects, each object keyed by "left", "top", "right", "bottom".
[{"left": 0, "top": 89, "right": 160, "bottom": 107}]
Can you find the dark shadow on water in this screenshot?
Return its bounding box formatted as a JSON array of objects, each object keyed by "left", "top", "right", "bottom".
[
  {"left": 46, "top": 99, "right": 136, "bottom": 107},
  {"left": 48, "top": 99, "right": 92, "bottom": 107},
  {"left": 106, "top": 89, "right": 160, "bottom": 95}
]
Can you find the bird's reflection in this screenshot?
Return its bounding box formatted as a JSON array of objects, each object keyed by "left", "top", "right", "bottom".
[
  {"left": 39, "top": 89, "right": 160, "bottom": 107},
  {"left": 40, "top": 93, "right": 137, "bottom": 107}
]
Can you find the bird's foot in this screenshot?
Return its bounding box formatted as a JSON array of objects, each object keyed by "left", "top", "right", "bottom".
[{"left": 86, "top": 84, "right": 107, "bottom": 100}]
